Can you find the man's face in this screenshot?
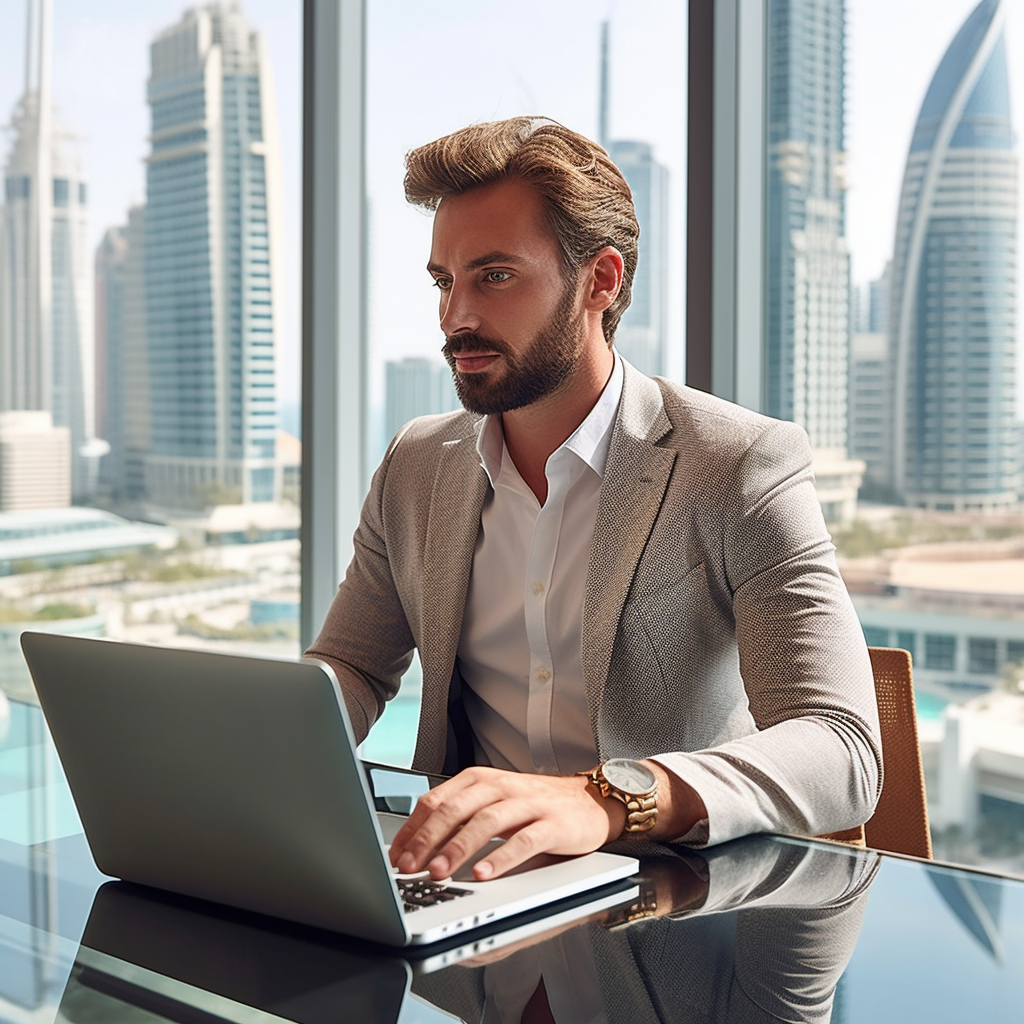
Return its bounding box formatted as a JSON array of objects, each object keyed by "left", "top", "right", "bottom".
[{"left": 428, "top": 178, "right": 586, "bottom": 415}]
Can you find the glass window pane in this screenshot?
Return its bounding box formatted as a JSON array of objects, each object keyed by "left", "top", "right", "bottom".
[
  {"left": 924, "top": 633, "right": 957, "bottom": 671},
  {"left": 766, "top": 0, "right": 1024, "bottom": 870},
  {"left": 863, "top": 626, "right": 889, "bottom": 647},
  {"left": 365, "top": 1, "right": 688, "bottom": 463},
  {"left": 0, "top": 2, "right": 301, "bottom": 703}
]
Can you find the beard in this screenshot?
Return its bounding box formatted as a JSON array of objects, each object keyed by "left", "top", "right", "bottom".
[{"left": 441, "top": 285, "right": 585, "bottom": 416}]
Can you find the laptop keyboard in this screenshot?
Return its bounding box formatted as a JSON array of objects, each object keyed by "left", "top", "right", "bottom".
[{"left": 397, "top": 877, "right": 473, "bottom": 913}]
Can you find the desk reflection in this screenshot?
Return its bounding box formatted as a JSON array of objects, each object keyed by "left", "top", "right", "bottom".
[
  {"left": 55, "top": 835, "right": 877, "bottom": 1024},
  {"left": 415, "top": 837, "right": 878, "bottom": 1024}
]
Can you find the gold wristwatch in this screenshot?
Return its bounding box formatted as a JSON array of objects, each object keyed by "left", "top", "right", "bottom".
[{"left": 579, "top": 758, "right": 658, "bottom": 835}]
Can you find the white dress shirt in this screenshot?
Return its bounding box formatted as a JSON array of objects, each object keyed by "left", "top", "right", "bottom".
[{"left": 457, "top": 355, "right": 624, "bottom": 776}]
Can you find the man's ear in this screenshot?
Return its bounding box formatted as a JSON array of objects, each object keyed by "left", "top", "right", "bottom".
[{"left": 583, "top": 246, "right": 624, "bottom": 313}]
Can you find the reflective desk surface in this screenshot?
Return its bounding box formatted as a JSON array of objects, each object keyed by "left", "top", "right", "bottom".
[{"left": 3, "top": 698, "right": 1024, "bottom": 1024}]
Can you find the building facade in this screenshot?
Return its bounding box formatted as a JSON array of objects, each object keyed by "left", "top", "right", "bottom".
[
  {"left": 0, "top": 410, "right": 70, "bottom": 511},
  {"left": 95, "top": 207, "right": 149, "bottom": 502},
  {"left": 764, "top": 0, "right": 862, "bottom": 522},
  {"left": 0, "top": 0, "right": 104, "bottom": 502},
  {"left": 143, "top": 1, "right": 284, "bottom": 509},
  {"left": 888, "top": 0, "right": 1019, "bottom": 511},
  {"left": 607, "top": 139, "right": 670, "bottom": 378},
  {"left": 384, "top": 357, "right": 458, "bottom": 443}
]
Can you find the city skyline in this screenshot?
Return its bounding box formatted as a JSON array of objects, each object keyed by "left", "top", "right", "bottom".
[{"left": 1, "top": 2, "right": 1023, "bottom": 414}]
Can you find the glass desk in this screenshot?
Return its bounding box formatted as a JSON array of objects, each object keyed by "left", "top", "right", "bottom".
[{"left": 3, "top": 698, "right": 1024, "bottom": 1024}]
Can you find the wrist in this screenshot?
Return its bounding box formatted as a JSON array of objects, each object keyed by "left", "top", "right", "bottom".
[
  {"left": 578, "top": 759, "right": 658, "bottom": 838},
  {"left": 578, "top": 772, "right": 629, "bottom": 842},
  {"left": 640, "top": 759, "right": 708, "bottom": 841}
]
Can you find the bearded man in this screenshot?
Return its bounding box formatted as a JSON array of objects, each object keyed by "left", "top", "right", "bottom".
[{"left": 306, "top": 116, "right": 881, "bottom": 882}]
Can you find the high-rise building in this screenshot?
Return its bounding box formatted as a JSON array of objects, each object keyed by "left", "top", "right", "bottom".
[
  {"left": 0, "top": 410, "right": 70, "bottom": 511},
  {"left": 95, "top": 225, "right": 128, "bottom": 494},
  {"left": 849, "top": 270, "right": 892, "bottom": 495},
  {"left": 95, "top": 207, "right": 149, "bottom": 503},
  {"left": 143, "top": 1, "right": 283, "bottom": 509},
  {"left": 608, "top": 139, "right": 669, "bottom": 378},
  {"left": 887, "top": 0, "right": 1019, "bottom": 511},
  {"left": 598, "top": 22, "right": 670, "bottom": 379},
  {"left": 384, "top": 357, "right": 458, "bottom": 442},
  {"left": 764, "top": 0, "right": 862, "bottom": 523},
  {"left": 0, "top": 0, "right": 105, "bottom": 503}
]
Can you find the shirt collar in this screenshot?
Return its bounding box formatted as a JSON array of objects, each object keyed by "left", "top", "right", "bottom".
[{"left": 476, "top": 352, "right": 624, "bottom": 485}]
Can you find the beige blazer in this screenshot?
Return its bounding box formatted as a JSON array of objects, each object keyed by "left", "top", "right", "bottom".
[{"left": 307, "top": 362, "right": 882, "bottom": 845}]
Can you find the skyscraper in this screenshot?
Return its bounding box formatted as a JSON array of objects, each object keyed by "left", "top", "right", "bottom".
[
  {"left": 96, "top": 208, "right": 149, "bottom": 502},
  {"left": 0, "top": 0, "right": 105, "bottom": 503},
  {"left": 849, "top": 270, "right": 893, "bottom": 497},
  {"left": 143, "top": 1, "right": 283, "bottom": 509},
  {"left": 764, "top": 0, "right": 862, "bottom": 522},
  {"left": 888, "top": 0, "right": 1019, "bottom": 511},
  {"left": 384, "top": 357, "right": 458, "bottom": 443},
  {"left": 598, "top": 21, "right": 670, "bottom": 378},
  {"left": 608, "top": 139, "right": 669, "bottom": 378}
]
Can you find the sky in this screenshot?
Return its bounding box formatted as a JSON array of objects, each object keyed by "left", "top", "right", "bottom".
[{"left": 0, "top": 0, "right": 1021, "bottom": 411}]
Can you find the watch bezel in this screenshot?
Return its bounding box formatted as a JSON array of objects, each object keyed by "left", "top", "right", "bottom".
[{"left": 602, "top": 758, "right": 657, "bottom": 796}]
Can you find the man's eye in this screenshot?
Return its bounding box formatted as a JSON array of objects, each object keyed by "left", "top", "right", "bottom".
[
  {"left": 432, "top": 277, "right": 452, "bottom": 291},
  {"left": 485, "top": 271, "right": 511, "bottom": 284}
]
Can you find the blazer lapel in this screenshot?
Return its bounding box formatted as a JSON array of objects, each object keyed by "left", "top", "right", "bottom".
[
  {"left": 420, "top": 430, "right": 488, "bottom": 745},
  {"left": 583, "top": 367, "right": 676, "bottom": 718}
]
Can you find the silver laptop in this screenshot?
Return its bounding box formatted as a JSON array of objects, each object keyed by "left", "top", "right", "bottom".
[{"left": 21, "top": 631, "right": 638, "bottom": 946}]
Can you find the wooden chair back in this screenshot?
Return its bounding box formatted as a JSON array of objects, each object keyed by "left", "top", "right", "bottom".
[{"left": 819, "top": 646, "right": 932, "bottom": 858}]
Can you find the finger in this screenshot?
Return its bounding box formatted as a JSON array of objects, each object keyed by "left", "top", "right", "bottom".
[
  {"left": 390, "top": 772, "right": 507, "bottom": 873},
  {"left": 425, "top": 798, "right": 537, "bottom": 879},
  {"left": 470, "top": 820, "right": 552, "bottom": 880},
  {"left": 388, "top": 768, "right": 488, "bottom": 861}
]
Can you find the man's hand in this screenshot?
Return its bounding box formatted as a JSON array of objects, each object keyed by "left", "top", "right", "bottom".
[{"left": 387, "top": 767, "right": 627, "bottom": 881}]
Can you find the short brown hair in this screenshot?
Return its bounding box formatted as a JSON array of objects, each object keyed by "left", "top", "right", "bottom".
[{"left": 404, "top": 117, "right": 638, "bottom": 343}]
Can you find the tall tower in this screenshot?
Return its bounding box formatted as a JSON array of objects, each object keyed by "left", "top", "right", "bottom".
[
  {"left": 888, "top": 0, "right": 1018, "bottom": 511},
  {"left": 0, "top": 0, "right": 104, "bottom": 503},
  {"left": 96, "top": 210, "right": 150, "bottom": 502},
  {"left": 598, "top": 22, "right": 670, "bottom": 378},
  {"left": 764, "top": 0, "right": 862, "bottom": 523},
  {"left": 384, "top": 357, "right": 458, "bottom": 443},
  {"left": 143, "top": 1, "right": 283, "bottom": 509}
]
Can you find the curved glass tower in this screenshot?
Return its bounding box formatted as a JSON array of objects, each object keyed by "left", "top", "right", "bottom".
[{"left": 888, "top": 0, "right": 1019, "bottom": 510}]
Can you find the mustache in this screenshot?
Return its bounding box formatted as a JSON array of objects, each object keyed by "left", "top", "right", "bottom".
[{"left": 442, "top": 333, "right": 511, "bottom": 361}]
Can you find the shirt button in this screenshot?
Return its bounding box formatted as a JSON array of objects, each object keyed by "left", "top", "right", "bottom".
[
  {"left": 531, "top": 580, "right": 546, "bottom": 596},
  {"left": 535, "top": 667, "right": 552, "bottom": 683}
]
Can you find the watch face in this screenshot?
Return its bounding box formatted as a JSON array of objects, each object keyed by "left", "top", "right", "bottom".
[{"left": 603, "top": 758, "right": 656, "bottom": 795}]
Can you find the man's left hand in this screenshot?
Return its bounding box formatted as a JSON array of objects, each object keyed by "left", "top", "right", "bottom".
[{"left": 387, "top": 766, "right": 626, "bottom": 881}]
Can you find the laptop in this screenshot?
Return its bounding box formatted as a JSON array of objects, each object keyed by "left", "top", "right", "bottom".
[{"left": 21, "top": 631, "right": 638, "bottom": 946}]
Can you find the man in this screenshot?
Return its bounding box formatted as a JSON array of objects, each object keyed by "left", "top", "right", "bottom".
[{"left": 306, "top": 116, "right": 881, "bottom": 884}]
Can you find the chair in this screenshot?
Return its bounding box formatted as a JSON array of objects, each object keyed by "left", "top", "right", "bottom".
[{"left": 820, "top": 646, "right": 933, "bottom": 859}]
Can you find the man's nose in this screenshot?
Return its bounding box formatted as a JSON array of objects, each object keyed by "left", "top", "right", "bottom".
[{"left": 439, "top": 280, "right": 481, "bottom": 335}]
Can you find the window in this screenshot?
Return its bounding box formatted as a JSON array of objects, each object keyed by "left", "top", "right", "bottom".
[
  {"left": 968, "top": 636, "right": 999, "bottom": 675},
  {"left": 896, "top": 630, "right": 917, "bottom": 660},
  {"left": 765, "top": 0, "right": 1024, "bottom": 869},
  {"left": 924, "top": 633, "right": 957, "bottom": 672},
  {"left": 0, "top": 2, "right": 300, "bottom": 704},
  {"left": 363, "top": 2, "right": 688, "bottom": 469},
  {"left": 863, "top": 626, "right": 889, "bottom": 647}
]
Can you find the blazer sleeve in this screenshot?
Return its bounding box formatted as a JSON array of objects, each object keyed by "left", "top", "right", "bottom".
[
  {"left": 650, "top": 419, "right": 882, "bottom": 846},
  {"left": 303, "top": 431, "right": 417, "bottom": 741}
]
